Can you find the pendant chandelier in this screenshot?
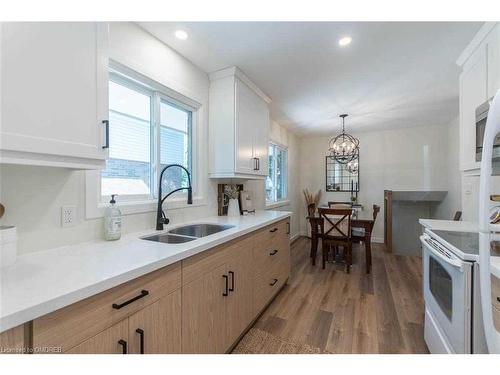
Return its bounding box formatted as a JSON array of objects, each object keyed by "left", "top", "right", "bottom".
[{"left": 329, "top": 114, "right": 359, "bottom": 164}]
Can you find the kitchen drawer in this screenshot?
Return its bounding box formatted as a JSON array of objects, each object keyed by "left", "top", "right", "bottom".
[
  {"left": 254, "top": 219, "right": 290, "bottom": 249},
  {"left": 492, "top": 274, "right": 500, "bottom": 311},
  {"left": 253, "top": 235, "right": 289, "bottom": 273},
  {"left": 33, "top": 262, "right": 181, "bottom": 352},
  {"left": 254, "top": 258, "right": 289, "bottom": 314},
  {"left": 182, "top": 234, "right": 253, "bottom": 285}
]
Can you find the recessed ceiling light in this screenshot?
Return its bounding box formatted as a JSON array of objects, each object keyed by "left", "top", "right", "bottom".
[
  {"left": 338, "top": 36, "right": 352, "bottom": 46},
  {"left": 175, "top": 30, "right": 188, "bottom": 40}
]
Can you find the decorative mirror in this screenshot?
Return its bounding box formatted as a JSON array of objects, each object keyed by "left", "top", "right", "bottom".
[{"left": 325, "top": 155, "right": 359, "bottom": 192}]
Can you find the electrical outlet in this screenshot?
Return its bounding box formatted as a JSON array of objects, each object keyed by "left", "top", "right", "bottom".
[{"left": 61, "top": 205, "right": 77, "bottom": 227}]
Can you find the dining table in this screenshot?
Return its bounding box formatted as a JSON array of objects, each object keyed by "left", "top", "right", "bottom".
[{"left": 307, "top": 208, "right": 376, "bottom": 273}]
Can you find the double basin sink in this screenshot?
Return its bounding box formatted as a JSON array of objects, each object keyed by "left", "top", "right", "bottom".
[{"left": 141, "top": 223, "right": 235, "bottom": 244}]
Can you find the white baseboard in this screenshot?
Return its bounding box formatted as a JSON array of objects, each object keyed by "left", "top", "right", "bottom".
[{"left": 290, "top": 232, "right": 301, "bottom": 242}]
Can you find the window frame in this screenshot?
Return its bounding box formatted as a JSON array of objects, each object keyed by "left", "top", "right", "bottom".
[
  {"left": 266, "top": 142, "right": 289, "bottom": 208},
  {"left": 85, "top": 60, "right": 204, "bottom": 219}
]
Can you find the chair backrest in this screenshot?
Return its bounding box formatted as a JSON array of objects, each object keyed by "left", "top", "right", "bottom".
[
  {"left": 328, "top": 201, "right": 352, "bottom": 208},
  {"left": 453, "top": 211, "right": 462, "bottom": 221},
  {"left": 373, "top": 204, "right": 381, "bottom": 221},
  {"left": 318, "top": 207, "right": 353, "bottom": 239}
]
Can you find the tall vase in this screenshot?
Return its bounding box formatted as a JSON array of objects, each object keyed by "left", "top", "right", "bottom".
[{"left": 227, "top": 198, "right": 240, "bottom": 217}]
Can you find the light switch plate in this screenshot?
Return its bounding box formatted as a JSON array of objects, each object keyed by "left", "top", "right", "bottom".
[{"left": 61, "top": 205, "right": 77, "bottom": 227}]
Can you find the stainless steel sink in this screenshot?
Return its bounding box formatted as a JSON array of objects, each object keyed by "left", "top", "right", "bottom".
[
  {"left": 141, "top": 223, "right": 234, "bottom": 244},
  {"left": 168, "top": 223, "right": 234, "bottom": 238},
  {"left": 141, "top": 234, "right": 196, "bottom": 244}
]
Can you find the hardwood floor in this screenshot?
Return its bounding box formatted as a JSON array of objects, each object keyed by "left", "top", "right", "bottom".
[{"left": 250, "top": 237, "right": 428, "bottom": 354}]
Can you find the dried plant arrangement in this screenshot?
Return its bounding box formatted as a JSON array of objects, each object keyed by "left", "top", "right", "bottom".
[
  {"left": 224, "top": 184, "right": 240, "bottom": 200},
  {"left": 303, "top": 189, "right": 322, "bottom": 209}
]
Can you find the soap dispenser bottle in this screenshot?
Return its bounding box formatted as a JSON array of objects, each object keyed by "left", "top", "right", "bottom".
[{"left": 104, "top": 194, "right": 122, "bottom": 241}]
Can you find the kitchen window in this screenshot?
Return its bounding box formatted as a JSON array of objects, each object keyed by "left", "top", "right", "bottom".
[
  {"left": 266, "top": 143, "right": 288, "bottom": 205},
  {"left": 101, "top": 72, "right": 193, "bottom": 202}
]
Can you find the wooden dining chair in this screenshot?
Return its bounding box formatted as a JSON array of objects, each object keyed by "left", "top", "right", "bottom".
[
  {"left": 318, "top": 207, "right": 353, "bottom": 273},
  {"left": 328, "top": 201, "right": 352, "bottom": 208},
  {"left": 352, "top": 204, "right": 380, "bottom": 273}
]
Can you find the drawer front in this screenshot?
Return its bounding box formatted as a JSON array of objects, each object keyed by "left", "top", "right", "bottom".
[
  {"left": 254, "top": 258, "right": 289, "bottom": 314},
  {"left": 254, "top": 219, "right": 290, "bottom": 249},
  {"left": 33, "top": 262, "right": 181, "bottom": 352},
  {"left": 182, "top": 234, "right": 253, "bottom": 285},
  {"left": 492, "top": 275, "right": 500, "bottom": 311},
  {"left": 253, "top": 234, "right": 289, "bottom": 273}
]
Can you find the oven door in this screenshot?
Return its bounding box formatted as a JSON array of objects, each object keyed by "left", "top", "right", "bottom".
[{"left": 421, "top": 234, "right": 473, "bottom": 353}]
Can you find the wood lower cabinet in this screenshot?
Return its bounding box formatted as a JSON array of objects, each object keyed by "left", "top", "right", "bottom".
[
  {"left": 181, "top": 219, "right": 290, "bottom": 353},
  {"left": 128, "top": 291, "right": 181, "bottom": 354},
  {"left": 8, "top": 218, "right": 290, "bottom": 354},
  {"left": 225, "top": 243, "right": 254, "bottom": 346},
  {"left": 182, "top": 263, "right": 228, "bottom": 353},
  {"left": 67, "top": 320, "right": 128, "bottom": 354},
  {"left": 0, "top": 325, "right": 25, "bottom": 354}
]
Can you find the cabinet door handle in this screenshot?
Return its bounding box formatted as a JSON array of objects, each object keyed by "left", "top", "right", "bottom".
[
  {"left": 253, "top": 157, "right": 259, "bottom": 171},
  {"left": 222, "top": 274, "right": 229, "bottom": 296},
  {"left": 497, "top": 297, "right": 500, "bottom": 303},
  {"left": 269, "top": 249, "right": 278, "bottom": 256},
  {"left": 270, "top": 228, "right": 278, "bottom": 233},
  {"left": 228, "top": 271, "right": 235, "bottom": 292},
  {"left": 112, "top": 290, "right": 149, "bottom": 310},
  {"left": 270, "top": 278, "right": 278, "bottom": 286},
  {"left": 102, "top": 120, "right": 110, "bottom": 149},
  {"left": 286, "top": 222, "right": 290, "bottom": 234},
  {"left": 256, "top": 157, "right": 260, "bottom": 170},
  {"left": 136, "top": 328, "right": 145, "bottom": 354},
  {"left": 118, "top": 339, "right": 127, "bottom": 354}
]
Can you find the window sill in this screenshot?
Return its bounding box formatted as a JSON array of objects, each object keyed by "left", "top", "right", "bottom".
[
  {"left": 87, "top": 195, "right": 206, "bottom": 219},
  {"left": 266, "top": 200, "right": 291, "bottom": 210}
]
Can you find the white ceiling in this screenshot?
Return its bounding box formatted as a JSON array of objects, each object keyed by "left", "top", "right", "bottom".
[{"left": 139, "top": 22, "right": 482, "bottom": 136}]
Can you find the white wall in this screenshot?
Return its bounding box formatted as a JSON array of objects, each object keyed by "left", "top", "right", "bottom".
[
  {"left": 433, "top": 117, "right": 462, "bottom": 220},
  {"left": 0, "top": 23, "right": 301, "bottom": 254},
  {"left": 298, "top": 123, "right": 459, "bottom": 241}
]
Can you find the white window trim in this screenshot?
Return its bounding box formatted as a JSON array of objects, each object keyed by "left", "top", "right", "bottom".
[
  {"left": 85, "top": 61, "right": 206, "bottom": 219},
  {"left": 265, "top": 142, "right": 289, "bottom": 208}
]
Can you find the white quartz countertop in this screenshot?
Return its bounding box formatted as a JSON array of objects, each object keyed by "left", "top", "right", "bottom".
[
  {"left": 0, "top": 210, "right": 291, "bottom": 333},
  {"left": 419, "top": 219, "right": 478, "bottom": 232}
]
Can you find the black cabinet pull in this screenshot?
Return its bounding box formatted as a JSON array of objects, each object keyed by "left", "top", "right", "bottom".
[
  {"left": 118, "top": 339, "right": 127, "bottom": 354},
  {"left": 102, "top": 120, "right": 110, "bottom": 149},
  {"left": 286, "top": 222, "right": 290, "bottom": 234},
  {"left": 253, "top": 157, "right": 259, "bottom": 171},
  {"left": 269, "top": 249, "right": 278, "bottom": 256},
  {"left": 256, "top": 158, "right": 260, "bottom": 170},
  {"left": 497, "top": 297, "right": 500, "bottom": 303},
  {"left": 136, "top": 328, "right": 145, "bottom": 354},
  {"left": 270, "top": 228, "right": 278, "bottom": 233},
  {"left": 270, "top": 278, "right": 278, "bottom": 286},
  {"left": 222, "top": 275, "right": 229, "bottom": 296},
  {"left": 228, "top": 271, "right": 235, "bottom": 292},
  {"left": 112, "top": 290, "right": 149, "bottom": 310}
]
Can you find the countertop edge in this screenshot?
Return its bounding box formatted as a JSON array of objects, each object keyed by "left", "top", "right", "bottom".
[{"left": 0, "top": 212, "right": 292, "bottom": 333}]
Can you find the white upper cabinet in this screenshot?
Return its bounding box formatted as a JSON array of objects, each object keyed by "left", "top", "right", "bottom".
[
  {"left": 209, "top": 67, "right": 270, "bottom": 179},
  {"left": 0, "top": 22, "right": 109, "bottom": 169},
  {"left": 457, "top": 22, "right": 500, "bottom": 172}
]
